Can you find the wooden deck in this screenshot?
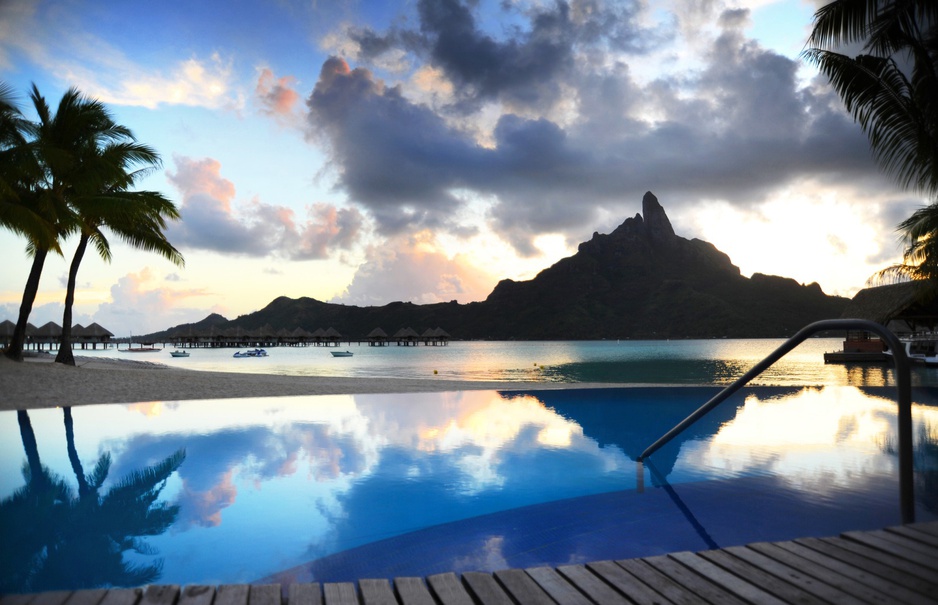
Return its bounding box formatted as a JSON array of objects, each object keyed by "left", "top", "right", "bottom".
[{"left": 3, "top": 522, "right": 937, "bottom": 605}]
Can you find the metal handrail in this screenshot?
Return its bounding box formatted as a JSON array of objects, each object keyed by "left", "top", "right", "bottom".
[{"left": 636, "top": 319, "right": 915, "bottom": 524}]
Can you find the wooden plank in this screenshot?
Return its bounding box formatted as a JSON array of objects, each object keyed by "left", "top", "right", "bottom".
[
  {"left": 98, "top": 589, "right": 144, "bottom": 605},
  {"left": 493, "top": 568, "right": 555, "bottom": 605},
  {"left": 586, "top": 559, "right": 672, "bottom": 605},
  {"left": 724, "top": 545, "right": 862, "bottom": 604},
  {"left": 287, "top": 584, "right": 322, "bottom": 605},
  {"left": 426, "top": 573, "right": 473, "bottom": 605},
  {"left": 177, "top": 586, "right": 214, "bottom": 605},
  {"left": 641, "top": 555, "right": 747, "bottom": 605},
  {"left": 526, "top": 567, "right": 591, "bottom": 605},
  {"left": 759, "top": 541, "right": 920, "bottom": 605},
  {"left": 616, "top": 558, "right": 707, "bottom": 605},
  {"left": 214, "top": 585, "right": 251, "bottom": 605},
  {"left": 699, "top": 549, "right": 827, "bottom": 604},
  {"left": 393, "top": 578, "right": 435, "bottom": 605},
  {"left": 359, "top": 579, "right": 396, "bottom": 605},
  {"left": 0, "top": 595, "right": 36, "bottom": 605},
  {"left": 321, "top": 583, "right": 356, "bottom": 605},
  {"left": 461, "top": 572, "right": 515, "bottom": 605},
  {"left": 63, "top": 589, "right": 108, "bottom": 605},
  {"left": 27, "top": 592, "right": 73, "bottom": 605},
  {"left": 249, "top": 585, "right": 281, "bottom": 605},
  {"left": 556, "top": 564, "right": 632, "bottom": 605},
  {"left": 667, "top": 552, "right": 788, "bottom": 605},
  {"left": 819, "top": 536, "right": 938, "bottom": 583},
  {"left": 748, "top": 542, "right": 900, "bottom": 605},
  {"left": 842, "top": 531, "right": 938, "bottom": 571},
  {"left": 794, "top": 537, "right": 938, "bottom": 598},
  {"left": 906, "top": 521, "right": 938, "bottom": 538},
  {"left": 141, "top": 586, "right": 180, "bottom": 605},
  {"left": 860, "top": 528, "right": 938, "bottom": 559},
  {"left": 885, "top": 524, "right": 938, "bottom": 549}
]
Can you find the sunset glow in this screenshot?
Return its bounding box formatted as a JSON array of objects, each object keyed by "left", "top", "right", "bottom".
[{"left": 1, "top": 0, "right": 926, "bottom": 335}]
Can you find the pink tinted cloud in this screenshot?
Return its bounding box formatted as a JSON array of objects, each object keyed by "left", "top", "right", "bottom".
[
  {"left": 256, "top": 67, "right": 301, "bottom": 117},
  {"left": 175, "top": 471, "right": 239, "bottom": 529},
  {"left": 166, "top": 155, "right": 363, "bottom": 259},
  {"left": 334, "top": 237, "right": 497, "bottom": 306},
  {"left": 93, "top": 268, "right": 217, "bottom": 335}
]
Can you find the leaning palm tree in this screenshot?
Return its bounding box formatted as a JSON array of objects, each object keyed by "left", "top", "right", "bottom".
[
  {"left": 2, "top": 85, "right": 93, "bottom": 361},
  {"left": 55, "top": 138, "right": 184, "bottom": 366},
  {"left": 803, "top": 0, "right": 938, "bottom": 281}
]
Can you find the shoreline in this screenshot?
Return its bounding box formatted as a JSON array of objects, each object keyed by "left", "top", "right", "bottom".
[{"left": 0, "top": 355, "right": 640, "bottom": 412}]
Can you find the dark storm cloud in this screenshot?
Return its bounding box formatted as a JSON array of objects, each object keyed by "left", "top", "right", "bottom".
[
  {"left": 416, "top": 0, "right": 575, "bottom": 110},
  {"left": 308, "top": 4, "right": 896, "bottom": 254},
  {"left": 307, "top": 57, "right": 490, "bottom": 234}
]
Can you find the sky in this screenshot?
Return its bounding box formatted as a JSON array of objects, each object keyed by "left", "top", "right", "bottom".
[{"left": 0, "top": 0, "right": 928, "bottom": 337}]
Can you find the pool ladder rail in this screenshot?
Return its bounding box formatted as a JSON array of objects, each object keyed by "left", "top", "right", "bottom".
[{"left": 637, "top": 318, "right": 916, "bottom": 524}]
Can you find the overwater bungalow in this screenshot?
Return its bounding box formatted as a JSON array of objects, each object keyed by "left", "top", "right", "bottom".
[{"left": 825, "top": 281, "right": 938, "bottom": 363}]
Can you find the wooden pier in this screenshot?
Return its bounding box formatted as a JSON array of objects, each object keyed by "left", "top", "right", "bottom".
[{"left": 2, "top": 521, "right": 936, "bottom": 605}]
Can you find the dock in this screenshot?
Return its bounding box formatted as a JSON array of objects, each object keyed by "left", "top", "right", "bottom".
[{"left": 3, "top": 521, "right": 936, "bottom": 605}]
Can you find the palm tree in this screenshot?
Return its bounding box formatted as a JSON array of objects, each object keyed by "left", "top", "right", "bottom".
[
  {"left": 55, "top": 138, "right": 184, "bottom": 366},
  {"left": 803, "top": 0, "right": 938, "bottom": 281},
  {"left": 2, "top": 85, "right": 87, "bottom": 361},
  {"left": 1, "top": 407, "right": 185, "bottom": 593}
]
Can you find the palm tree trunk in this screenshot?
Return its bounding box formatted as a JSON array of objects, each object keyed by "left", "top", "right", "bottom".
[
  {"left": 56, "top": 233, "right": 89, "bottom": 366},
  {"left": 5, "top": 248, "right": 48, "bottom": 362},
  {"left": 17, "top": 409, "right": 47, "bottom": 490},
  {"left": 63, "top": 407, "right": 90, "bottom": 496}
]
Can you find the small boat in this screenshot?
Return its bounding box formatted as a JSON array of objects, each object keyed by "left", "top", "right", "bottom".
[
  {"left": 124, "top": 346, "right": 161, "bottom": 353},
  {"left": 170, "top": 350, "right": 190, "bottom": 358},
  {"left": 233, "top": 348, "right": 268, "bottom": 358},
  {"left": 331, "top": 350, "right": 354, "bottom": 357}
]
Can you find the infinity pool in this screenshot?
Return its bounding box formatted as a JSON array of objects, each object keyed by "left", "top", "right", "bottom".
[{"left": 2, "top": 386, "right": 936, "bottom": 593}]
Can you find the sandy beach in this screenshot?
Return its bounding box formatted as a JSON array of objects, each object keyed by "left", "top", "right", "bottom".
[{"left": 0, "top": 354, "right": 633, "bottom": 412}]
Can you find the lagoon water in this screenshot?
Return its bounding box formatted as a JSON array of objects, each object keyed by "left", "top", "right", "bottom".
[
  {"left": 4, "top": 338, "right": 938, "bottom": 592},
  {"left": 71, "top": 337, "right": 938, "bottom": 386}
]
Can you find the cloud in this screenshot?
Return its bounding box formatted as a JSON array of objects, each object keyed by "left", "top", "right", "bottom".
[
  {"left": 256, "top": 67, "right": 302, "bottom": 121},
  {"left": 307, "top": 0, "right": 899, "bottom": 257},
  {"left": 333, "top": 232, "right": 498, "bottom": 305},
  {"left": 165, "top": 155, "right": 365, "bottom": 260},
  {"left": 0, "top": 1, "right": 239, "bottom": 110},
  {"left": 92, "top": 268, "right": 217, "bottom": 336}
]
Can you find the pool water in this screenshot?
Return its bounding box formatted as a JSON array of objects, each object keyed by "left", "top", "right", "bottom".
[{"left": 2, "top": 386, "right": 937, "bottom": 593}]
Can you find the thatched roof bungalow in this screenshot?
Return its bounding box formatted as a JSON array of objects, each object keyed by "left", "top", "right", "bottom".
[
  {"left": 367, "top": 328, "right": 389, "bottom": 346},
  {"left": 841, "top": 281, "right": 938, "bottom": 334}
]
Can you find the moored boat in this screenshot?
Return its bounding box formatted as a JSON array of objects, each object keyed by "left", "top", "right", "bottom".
[
  {"left": 330, "top": 350, "right": 353, "bottom": 357},
  {"left": 900, "top": 333, "right": 938, "bottom": 365},
  {"left": 234, "top": 348, "right": 268, "bottom": 358},
  {"left": 170, "top": 350, "right": 190, "bottom": 358}
]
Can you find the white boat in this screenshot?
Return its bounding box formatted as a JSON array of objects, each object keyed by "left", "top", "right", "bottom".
[
  {"left": 901, "top": 334, "right": 938, "bottom": 365},
  {"left": 234, "top": 348, "right": 268, "bottom": 358},
  {"left": 884, "top": 332, "right": 938, "bottom": 365},
  {"left": 331, "top": 350, "right": 353, "bottom": 357},
  {"left": 170, "top": 350, "right": 190, "bottom": 358}
]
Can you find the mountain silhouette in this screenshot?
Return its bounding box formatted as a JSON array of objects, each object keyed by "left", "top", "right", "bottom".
[{"left": 146, "top": 192, "right": 848, "bottom": 340}]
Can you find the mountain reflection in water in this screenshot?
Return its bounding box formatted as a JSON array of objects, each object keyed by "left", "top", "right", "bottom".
[{"left": 1, "top": 386, "right": 936, "bottom": 591}]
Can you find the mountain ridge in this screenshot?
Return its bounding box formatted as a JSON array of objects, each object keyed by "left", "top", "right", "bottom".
[{"left": 145, "top": 192, "right": 848, "bottom": 340}]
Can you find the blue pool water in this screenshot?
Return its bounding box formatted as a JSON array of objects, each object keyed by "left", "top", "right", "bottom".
[{"left": 2, "top": 385, "right": 937, "bottom": 593}]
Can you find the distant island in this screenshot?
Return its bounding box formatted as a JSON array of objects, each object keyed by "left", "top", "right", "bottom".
[{"left": 144, "top": 192, "right": 849, "bottom": 342}]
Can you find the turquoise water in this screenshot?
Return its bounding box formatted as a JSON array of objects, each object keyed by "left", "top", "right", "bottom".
[
  {"left": 68, "top": 337, "right": 938, "bottom": 385},
  {"left": 2, "top": 385, "right": 937, "bottom": 592}
]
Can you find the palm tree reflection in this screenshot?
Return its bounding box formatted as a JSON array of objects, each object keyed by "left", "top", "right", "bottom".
[{"left": 0, "top": 408, "right": 185, "bottom": 593}]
